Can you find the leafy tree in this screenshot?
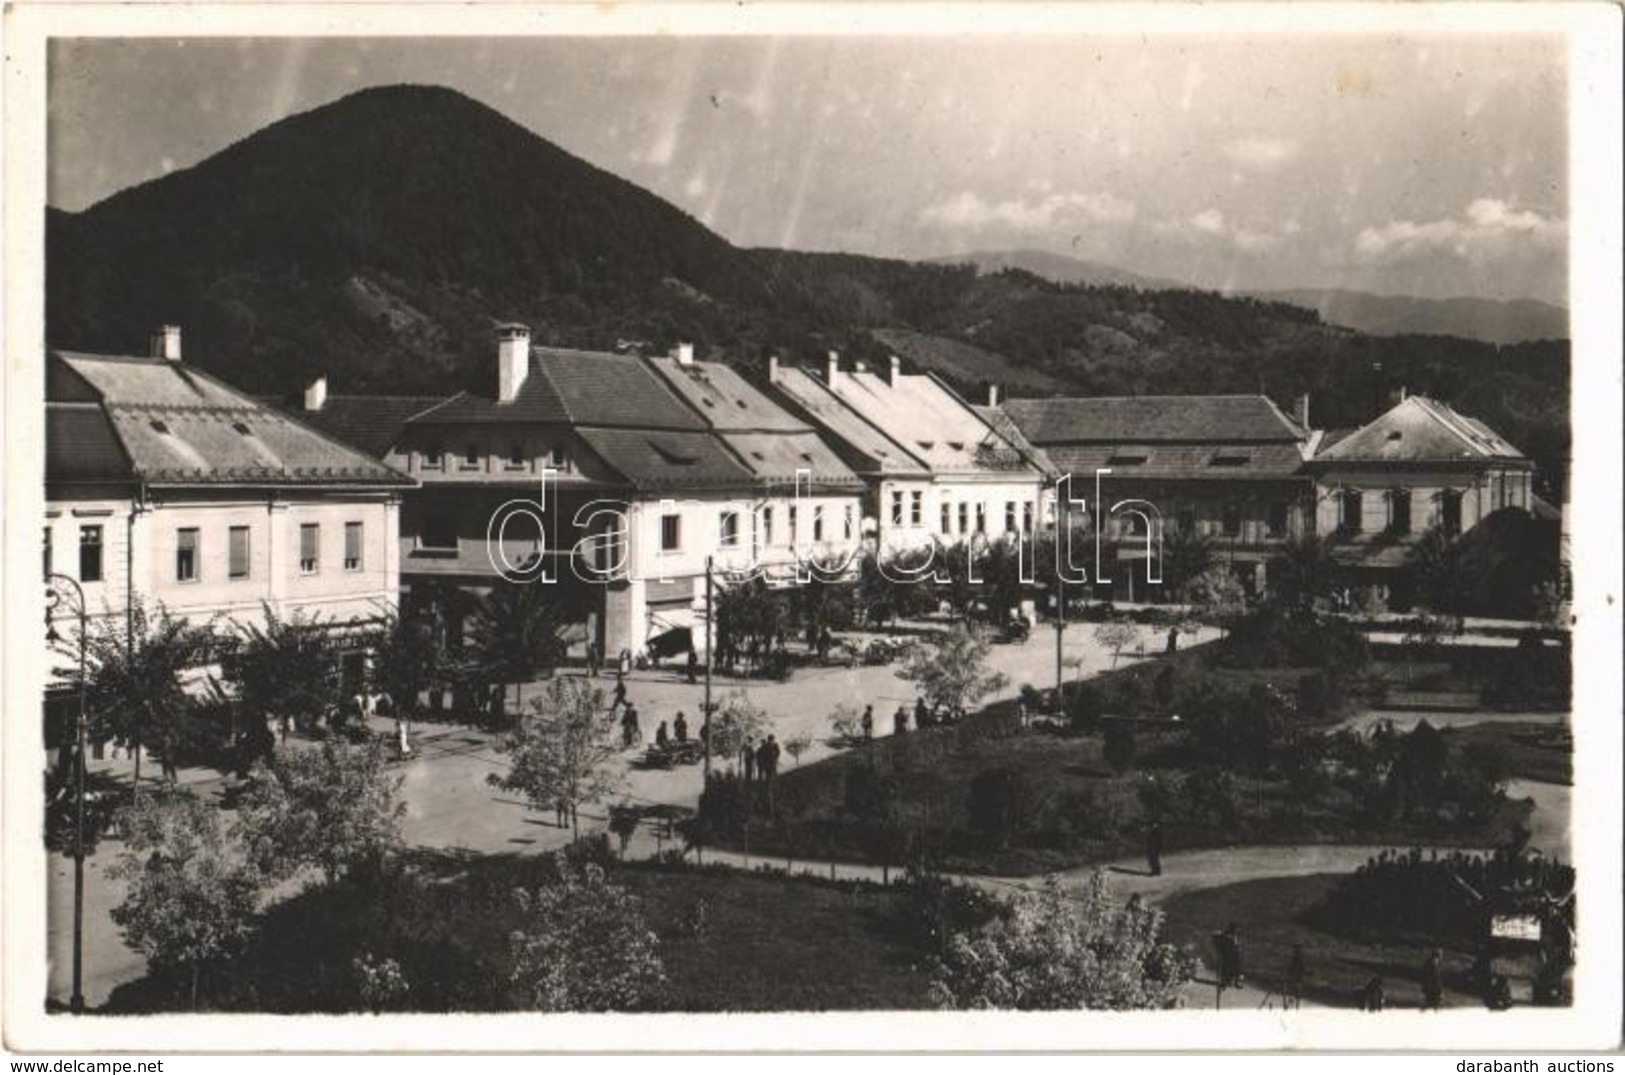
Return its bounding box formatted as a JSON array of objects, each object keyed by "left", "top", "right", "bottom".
[
  {"left": 72, "top": 598, "right": 217, "bottom": 785},
  {"left": 108, "top": 792, "right": 262, "bottom": 1007},
  {"left": 507, "top": 857, "right": 666, "bottom": 1011},
  {"left": 930, "top": 871, "right": 1197, "bottom": 1009},
  {"left": 1103, "top": 721, "right": 1138, "bottom": 774},
  {"left": 783, "top": 733, "right": 813, "bottom": 768},
  {"left": 487, "top": 676, "right": 621, "bottom": 840},
  {"left": 982, "top": 536, "right": 1028, "bottom": 624},
  {"left": 1183, "top": 565, "right": 1250, "bottom": 637},
  {"left": 227, "top": 603, "right": 346, "bottom": 743},
  {"left": 788, "top": 554, "right": 856, "bottom": 646},
  {"left": 857, "top": 547, "right": 933, "bottom": 627},
  {"left": 234, "top": 740, "right": 405, "bottom": 884},
  {"left": 896, "top": 623, "right": 1010, "bottom": 714},
  {"left": 967, "top": 767, "right": 1030, "bottom": 850},
  {"left": 1410, "top": 526, "right": 1473, "bottom": 618},
  {"left": 607, "top": 805, "right": 642, "bottom": 859},
  {"left": 1092, "top": 617, "right": 1139, "bottom": 670},
  {"left": 707, "top": 688, "right": 771, "bottom": 761},
  {"left": 936, "top": 539, "right": 987, "bottom": 623},
  {"left": 827, "top": 703, "right": 864, "bottom": 744},
  {"left": 713, "top": 576, "right": 787, "bottom": 669},
  {"left": 467, "top": 579, "right": 571, "bottom": 723},
  {"left": 371, "top": 606, "right": 450, "bottom": 738},
  {"left": 1161, "top": 526, "right": 1215, "bottom": 602},
  {"left": 1272, "top": 535, "right": 1336, "bottom": 612}
]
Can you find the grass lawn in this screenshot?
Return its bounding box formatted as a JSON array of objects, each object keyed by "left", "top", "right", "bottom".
[
  {"left": 701, "top": 716, "right": 1533, "bottom": 877},
  {"left": 104, "top": 850, "right": 938, "bottom": 1013},
  {"left": 1159, "top": 874, "right": 1488, "bottom": 1010}
]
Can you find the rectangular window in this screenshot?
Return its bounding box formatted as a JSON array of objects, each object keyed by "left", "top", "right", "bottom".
[
  {"left": 79, "top": 525, "right": 103, "bottom": 583},
  {"left": 43, "top": 527, "right": 52, "bottom": 579},
  {"left": 958, "top": 503, "right": 969, "bottom": 535},
  {"left": 910, "top": 491, "right": 923, "bottom": 525},
  {"left": 1005, "top": 501, "right": 1018, "bottom": 533},
  {"left": 813, "top": 507, "right": 825, "bottom": 542},
  {"left": 1222, "top": 503, "right": 1241, "bottom": 537},
  {"left": 550, "top": 444, "right": 568, "bottom": 469},
  {"left": 761, "top": 507, "right": 774, "bottom": 546},
  {"left": 940, "top": 503, "right": 952, "bottom": 534},
  {"left": 891, "top": 491, "right": 905, "bottom": 526},
  {"left": 1022, "top": 502, "right": 1034, "bottom": 533},
  {"left": 788, "top": 506, "right": 798, "bottom": 543},
  {"left": 1266, "top": 502, "right": 1289, "bottom": 538},
  {"left": 719, "top": 511, "right": 740, "bottom": 549},
  {"left": 176, "top": 527, "right": 199, "bottom": 582},
  {"left": 460, "top": 445, "right": 481, "bottom": 471},
  {"left": 844, "top": 504, "right": 855, "bottom": 540},
  {"left": 1176, "top": 505, "right": 1197, "bottom": 534},
  {"left": 505, "top": 444, "right": 526, "bottom": 471},
  {"left": 229, "top": 525, "right": 251, "bottom": 579},
  {"left": 661, "top": 514, "right": 682, "bottom": 552},
  {"left": 299, "top": 523, "right": 320, "bottom": 574},
  {"left": 975, "top": 502, "right": 987, "bottom": 534},
  {"left": 1340, "top": 490, "right": 1363, "bottom": 533},
  {"left": 422, "top": 515, "right": 457, "bottom": 551},
  {"left": 1440, "top": 491, "right": 1462, "bottom": 536},
  {"left": 345, "top": 521, "right": 364, "bottom": 570},
  {"left": 422, "top": 446, "right": 443, "bottom": 470},
  {"left": 1389, "top": 490, "right": 1412, "bottom": 534}
]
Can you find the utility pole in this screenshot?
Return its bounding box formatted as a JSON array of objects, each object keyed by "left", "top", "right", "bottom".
[
  {"left": 1054, "top": 577, "right": 1066, "bottom": 711},
  {"left": 703, "top": 554, "right": 714, "bottom": 777},
  {"left": 46, "top": 573, "right": 88, "bottom": 1014}
]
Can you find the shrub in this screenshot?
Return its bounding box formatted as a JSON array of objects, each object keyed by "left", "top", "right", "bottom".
[
  {"left": 1103, "top": 721, "right": 1138, "bottom": 774},
  {"left": 1065, "top": 682, "right": 1104, "bottom": 734},
  {"left": 966, "top": 767, "right": 1033, "bottom": 850}
]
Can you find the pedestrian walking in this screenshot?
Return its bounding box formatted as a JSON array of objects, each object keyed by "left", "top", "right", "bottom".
[
  {"left": 764, "top": 734, "right": 781, "bottom": 781},
  {"left": 742, "top": 737, "right": 756, "bottom": 783},
  {"left": 612, "top": 672, "right": 627, "bottom": 709},
  {"left": 1421, "top": 948, "right": 1444, "bottom": 1010},
  {"left": 621, "top": 704, "right": 641, "bottom": 748},
  {"left": 585, "top": 640, "right": 601, "bottom": 678},
  {"left": 555, "top": 796, "right": 569, "bottom": 829},
  {"left": 1145, "top": 818, "right": 1163, "bottom": 877},
  {"left": 1285, "top": 944, "right": 1306, "bottom": 1010},
  {"left": 817, "top": 626, "right": 833, "bottom": 660},
  {"left": 618, "top": 648, "right": 633, "bottom": 676},
  {"left": 1166, "top": 625, "right": 1180, "bottom": 654},
  {"left": 655, "top": 720, "right": 670, "bottom": 749},
  {"left": 860, "top": 704, "right": 874, "bottom": 741},
  {"left": 673, "top": 711, "right": 688, "bottom": 743},
  {"left": 686, "top": 648, "right": 699, "bottom": 684},
  {"left": 1214, "top": 923, "right": 1244, "bottom": 990},
  {"left": 914, "top": 697, "right": 930, "bottom": 730},
  {"left": 894, "top": 705, "right": 909, "bottom": 736},
  {"left": 756, "top": 738, "right": 774, "bottom": 785}
]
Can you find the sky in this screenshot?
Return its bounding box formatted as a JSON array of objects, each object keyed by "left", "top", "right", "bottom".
[{"left": 48, "top": 34, "right": 1569, "bottom": 304}]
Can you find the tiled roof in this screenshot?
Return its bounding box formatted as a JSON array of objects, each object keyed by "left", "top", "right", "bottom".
[
  {"left": 1312, "top": 396, "right": 1528, "bottom": 465},
  {"left": 1002, "top": 395, "right": 1307, "bottom": 445},
  {"left": 770, "top": 368, "right": 928, "bottom": 476},
  {"left": 47, "top": 351, "right": 413, "bottom": 487},
  {"left": 822, "top": 368, "right": 1037, "bottom": 475},
  {"left": 574, "top": 428, "right": 755, "bottom": 492},
  {"left": 412, "top": 347, "right": 705, "bottom": 430},
  {"left": 973, "top": 405, "right": 1059, "bottom": 478},
  {"left": 298, "top": 395, "right": 445, "bottom": 458},
  {"left": 648, "top": 358, "right": 807, "bottom": 433},
  {"left": 718, "top": 432, "right": 863, "bottom": 488},
  {"left": 1042, "top": 442, "right": 1308, "bottom": 481},
  {"left": 46, "top": 403, "right": 133, "bottom": 483}
]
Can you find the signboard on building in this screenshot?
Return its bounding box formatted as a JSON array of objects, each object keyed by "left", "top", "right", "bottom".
[{"left": 1490, "top": 913, "right": 1543, "bottom": 943}]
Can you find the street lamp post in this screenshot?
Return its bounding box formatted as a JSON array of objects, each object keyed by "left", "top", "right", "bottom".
[{"left": 45, "top": 572, "right": 89, "bottom": 1015}]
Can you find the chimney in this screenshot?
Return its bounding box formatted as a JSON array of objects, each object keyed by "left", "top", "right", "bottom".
[
  {"left": 767, "top": 355, "right": 780, "bottom": 383},
  {"left": 150, "top": 325, "right": 182, "bottom": 362},
  {"left": 826, "top": 350, "right": 840, "bottom": 387},
  {"left": 889, "top": 354, "right": 902, "bottom": 387},
  {"left": 988, "top": 384, "right": 1000, "bottom": 407},
  {"left": 498, "top": 324, "right": 532, "bottom": 403},
  {"left": 304, "top": 375, "right": 328, "bottom": 412},
  {"left": 676, "top": 342, "right": 695, "bottom": 367},
  {"left": 1296, "top": 393, "right": 1310, "bottom": 429}
]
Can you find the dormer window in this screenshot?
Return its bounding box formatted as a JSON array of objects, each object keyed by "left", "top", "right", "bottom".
[
  {"left": 232, "top": 422, "right": 252, "bottom": 436},
  {"left": 648, "top": 439, "right": 698, "bottom": 466},
  {"left": 1210, "top": 452, "right": 1251, "bottom": 467},
  {"left": 150, "top": 419, "right": 170, "bottom": 435},
  {"left": 1387, "top": 430, "right": 1403, "bottom": 441},
  {"left": 1108, "top": 452, "right": 1148, "bottom": 466},
  {"left": 947, "top": 441, "right": 965, "bottom": 452}
]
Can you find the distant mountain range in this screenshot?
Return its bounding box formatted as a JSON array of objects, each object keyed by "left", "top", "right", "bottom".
[
  {"left": 44, "top": 84, "right": 1570, "bottom": 492},
  {"left": 932, "top": 249, "right": 1568, "bottom": 345}
]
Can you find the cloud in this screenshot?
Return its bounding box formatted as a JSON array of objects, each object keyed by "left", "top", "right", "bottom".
[
  {"left": 1355, "top": 198, "right": 1565, "bottom": 261},
  {"left": 918, "top": 190, "right": 1136, "bottom": 233},
  {"left": 1153, "top": 209, "right": 1283, "bottom": 253},
  {"left": 1222, "top": 137, "right": 1298, "bottom": 170},
  {"left": 1189, "top": 208, "right": 1226, "bottom": 234}
]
